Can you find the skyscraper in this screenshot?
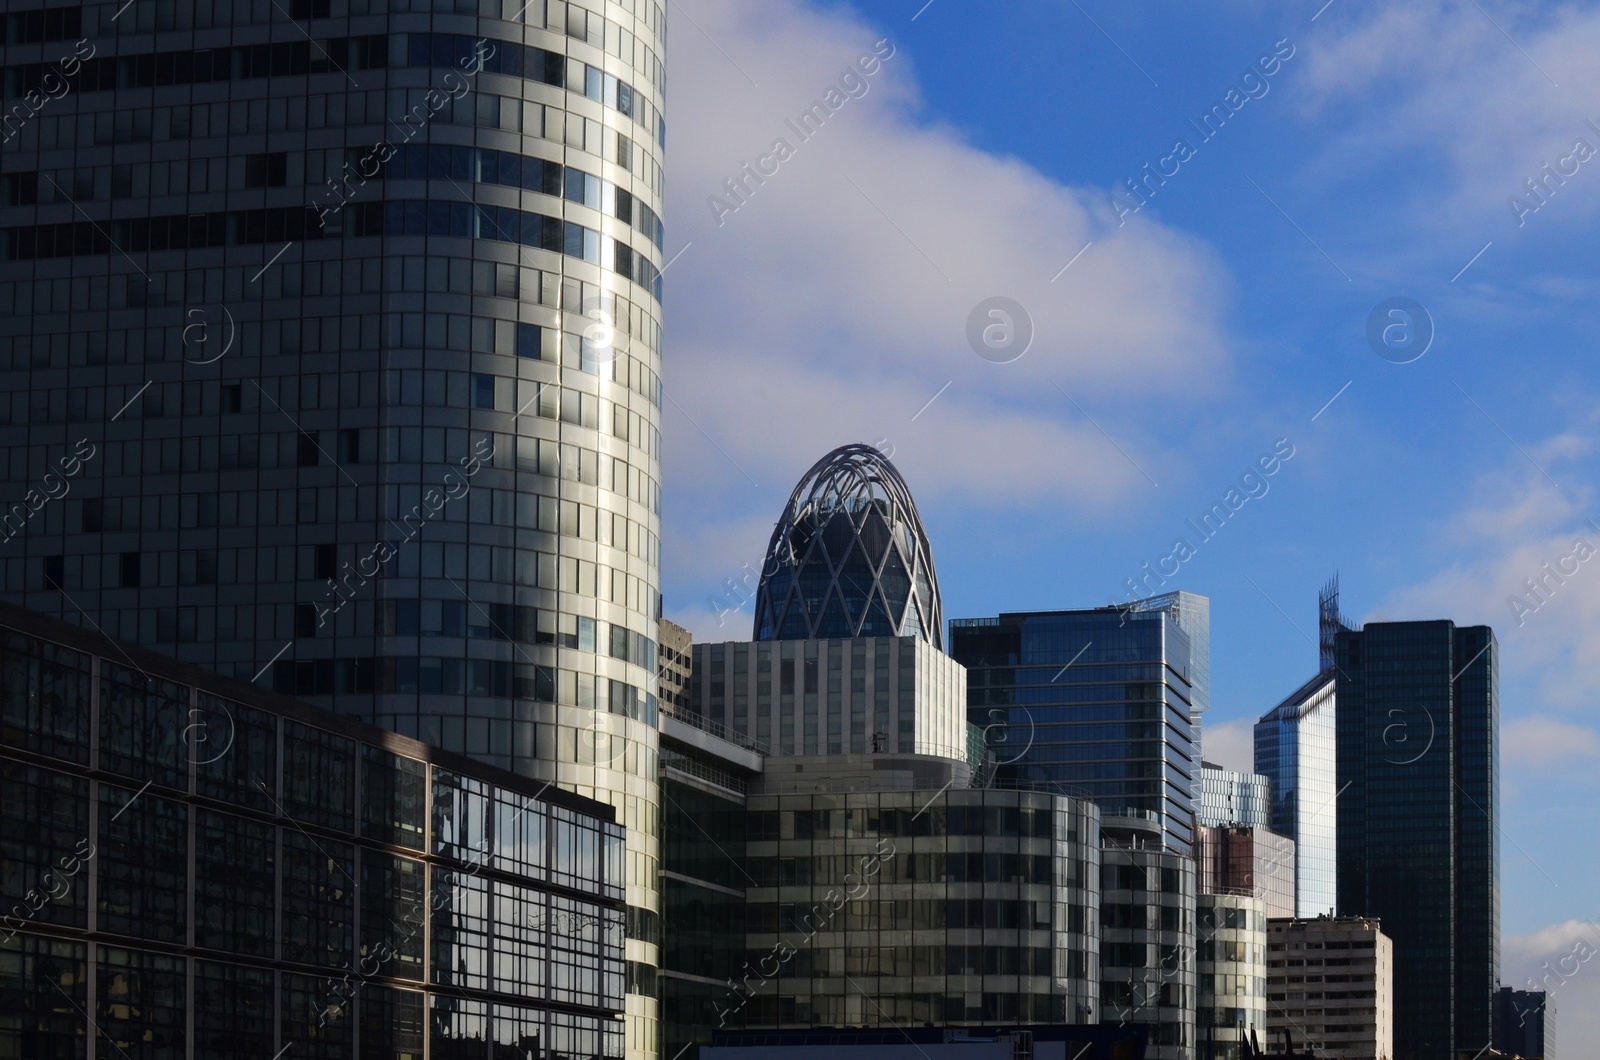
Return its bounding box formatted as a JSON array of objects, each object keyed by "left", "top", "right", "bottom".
[
  {"left": 1336, "top": 620, "right": 1499, "bottom": 1060},
  {"left": 0, "top": 3, "right": 667, "bottom": 1053},
  {"left": 1255, "top": 581, "right": 1346, "bottom": 918},
  {"left": 951, "top": 592, "right": 1209, "bottom": 854}
]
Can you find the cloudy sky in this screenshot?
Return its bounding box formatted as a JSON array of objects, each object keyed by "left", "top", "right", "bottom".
[{"left": 658, "top": 0, "right": 1600, "bottom": 1040}]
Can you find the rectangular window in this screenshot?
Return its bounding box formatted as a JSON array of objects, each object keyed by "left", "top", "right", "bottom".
[
  {"left": 517, "top": 323, "right": 541, "bottom": 359},
  {"left": 244, "top": 152, "right": 288, "bottom": 188},
  {"left": 297, "top": 432, "right": 320, "bottom": 467},
  {"left": 315, "top": 543, "right": 336, "bottom": 581},
  {"left": 472, "top": 374, "right": 494, "bottom": 409},
  {"left": 295, "top": 604, "right": 318, "bottom": 638},
  {"left": 119, "top": 552, "right": 140, "bottom": 588},
  {"left": 223, "top": 384, "right": 242, "bottom": 413},
  {"left": 44, "top": 555, "right": 64, "bottom": 590},
  {"left": 337, "top": 428, "right": 360, "bottom": 463}
]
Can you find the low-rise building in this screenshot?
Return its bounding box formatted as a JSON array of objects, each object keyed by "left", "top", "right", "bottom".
[{"left": 1265, "top": 915, "right": 1393, "bottom": 1060}]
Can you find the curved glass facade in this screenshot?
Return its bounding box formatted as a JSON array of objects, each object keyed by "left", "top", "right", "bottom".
[
  {"left": 0, "top": 2, "right": 667, "bottom": 1055},
  {"left": 1196, "top": 893, "right": 1267, "bottom": 1060},
  {"left": 1100, "top": 845, "right": 1195, "bottom": 1060},
  {"left": 754, "top": 445, "right": 943, "bottom": 648},
  {"left": 736, "top": 789, "right": 1100, "bottom": 1027}
]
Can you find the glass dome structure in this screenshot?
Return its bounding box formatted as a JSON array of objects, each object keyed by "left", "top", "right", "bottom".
[{"left": 753, "top": 444, "right": 944, "bottom": 648}]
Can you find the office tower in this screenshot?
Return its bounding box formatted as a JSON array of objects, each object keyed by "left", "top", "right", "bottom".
[
  {"left": 1255, "top": 582, "right": 1347, "bottom": 918},
  {"left": 1336, "top": 621, "right": 1499, "bottom": 1060},
  {"left": 752, "top": 444, "right": 944, "bottom": 647},
  {"left": 1197, "top": 893, "right": 1268, "bottom": 1059},
  {"left": 0, "top": 3, "right": 668, "bottom": 1052},
  {"left": 1197, "top": 825, "right": 1296, "bottom": 919},
  {"left": 1255, "top": 671, "right": 1336, "bottom": 918},
  {"left": 1199, "top": 761, "right": 1271, "bottom": 828},
  {"left": 1265, "top": 916, "right": 1395, "bottom": 1060},
  {"left": 1493, "top": 987, "right": 1554, "bottom": 1060},
  {"left": 0, "top": 602, "right": 625, "bottom": 1055},
  {"left": 1100, "top": 844, "right": 1196, "bottom": 1058},
  {"left": 951, "top": 591, "right": 1210, "bottom": 854}
]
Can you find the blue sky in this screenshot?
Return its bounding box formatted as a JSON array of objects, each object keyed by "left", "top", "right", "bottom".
[{"left": 659, "top": 0, "right": 1600, "bottom": 1038}]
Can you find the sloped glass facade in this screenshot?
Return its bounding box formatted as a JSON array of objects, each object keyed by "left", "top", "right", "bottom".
[
  {"left": 753, "top": 445, "right": 942, "bottom": 648},
  {"left": 1255, "top": 670, "right": 1338, "bottom": 918},
  {"left": 0, "top": 602, "right": 625, "bottom": 1057}
]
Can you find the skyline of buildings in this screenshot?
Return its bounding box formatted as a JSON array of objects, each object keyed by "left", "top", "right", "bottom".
[{"left": 0, "top": 0, "right": 1534, "bottom": 1052}]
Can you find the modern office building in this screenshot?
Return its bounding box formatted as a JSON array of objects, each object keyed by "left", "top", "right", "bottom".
[
  {"left": 1099, "top": 843, "right": 1195, "bottom": 1058},
  {"left": 1197, "top": 825, "right": 1296, "bottom": 919},
  {"left": 1336, "top": 621, "right": 1499, "bottom": 1060},
  {"left": 1493, "top": 986, "right": 1553, "bottom": 1060},
  {"left": 1197, "top": 893, "right": 1268, "bottom": 1059},
  {"left": 1254, "top": 671, "right": 1336, "bottom": 918},
  {"left": 751, "top": 443, "right": 944, "bottom": 648},
  {"left": 1198, "top": 762, "right": 1271, "bottom": 829},
  {"left": 0, "top": 3, "right": 669, "bottom": 1053},
  {"left": 1265, "top": 915, "right": 1394, "bottom": 1060},
  {"left": 0, "top": 601, "right": 625, "bottom": 1056},
  {"left": 740, "top": 781, "right": 1103, "bottom": 1028},
  {"left": 686, "top": 635, "right": 971, "bottom": 762},
  {"left": 1255, "top": 583, "right": 1347, "bottom": 919},
  {"left": 952, "top": 592, "right": 1210, "bottom": 855}
]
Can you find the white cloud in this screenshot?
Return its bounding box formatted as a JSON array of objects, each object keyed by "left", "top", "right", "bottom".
[
  {"left": 1295, "top": 0, "right": 1600, "bottom": 239},
  {"left": 1203, "top": 717, "right": 1256, "bottom": 775},
  {"left": 1503, "top": 715, "right": 1600, "bottom": 767},
  {"left": 1503, "top": 919, "right": 1600, "bottom": 1046},
  {"left": 661, "top": 0, "right": 1237, "bottom": 611}
]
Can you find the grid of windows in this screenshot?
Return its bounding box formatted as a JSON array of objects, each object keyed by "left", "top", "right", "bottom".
[
  {"left": 952, "top": 594, "right": 1209, "bottom": 855},
  {"left": 0, "top": 611, "right": 626, "bottom": 1055}
]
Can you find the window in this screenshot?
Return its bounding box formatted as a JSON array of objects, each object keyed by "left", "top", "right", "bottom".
[
  {"left": 472, "top": 374, "right": 495, "bottom": 409},
  {"left": 44, "top": 555, "right": 64, "bottom": 590},
  {"left": 295, "top": 604, "right": 318, "bottom": 638},
  {"left": 517, "top": 323, "right": 541, "bottom": 359},
  {"left": 315, "top": 544, "right": 336, "bottom": 580},
  {"left": 338, "top": 428, "right": 360, "bottom": 463},
  {"left": 2, "top": 171, "right": 39, "bottom": 205},
  {"left": 297, "top": 432, "right": 320, "bottom": 467},
  {"left": 244, "top": 152, "right": 288, "bottom": 188},
  {"left": 119, "top": 552, "right": 141, "bottom": 588},
  {"left": 223, "top": 384, "right": 242, "bottom": 413}
]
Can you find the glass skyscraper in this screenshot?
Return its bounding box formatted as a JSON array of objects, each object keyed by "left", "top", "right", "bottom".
[
  {"left": 1254, "top": 581, "right": 1345, "bottom": 919},
  {"left": 1336, "top": 620, "right": 1499, "bottom": 1060},
  {"left": 1254, "top": 671, "right": 1336, "bottom": 918},
  {"left": 951, "top": 592, "right": 1209, "bottom": 854},
  {"left": 0, "top": 2, "right": 667, "bottom": 1053}
]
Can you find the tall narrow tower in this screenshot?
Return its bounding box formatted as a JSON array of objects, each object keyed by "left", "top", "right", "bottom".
[{"left": 0, "top": 2, "right": 667, "bottom": 1052}]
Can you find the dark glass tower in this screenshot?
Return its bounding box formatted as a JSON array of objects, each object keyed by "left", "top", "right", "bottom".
[
  {"left": 0, "top": 4, "right": 668, "bottom": 1053},
  {"left": 752, "top": 444, "right": 943, "bottom": 647},
  {"left": 951, "top": 591, "right": 1209, "bottom": 854},
  {"left": 1336, "top": 620, "right": 1499, "bottom": 1060}
]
